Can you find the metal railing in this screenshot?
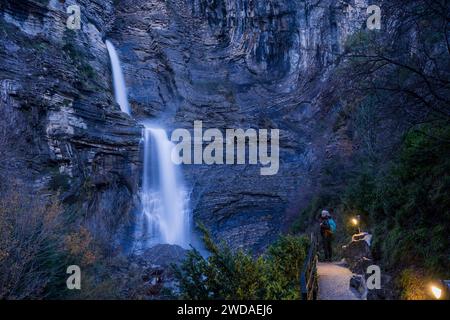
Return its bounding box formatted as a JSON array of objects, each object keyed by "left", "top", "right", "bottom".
[{"left": 300, "top": 232, "right": 318, "bottom": 300}]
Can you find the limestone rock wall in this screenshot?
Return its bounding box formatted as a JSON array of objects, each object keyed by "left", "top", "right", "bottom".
[
  {"left": 109, "top": 0, "right": 368, "bottom": 251},
  {"left": 0, "top": 0, "right": 141, "bottom": 240}
]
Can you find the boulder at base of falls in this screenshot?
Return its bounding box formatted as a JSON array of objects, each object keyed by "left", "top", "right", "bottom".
[
  {"left": 366, "top": 274, "right": 397, "bottom": 300},
  {"left": 350, "top": 274, "right": 367, "bottom": 298},
  {"left": 342, "top": 233, "right": 373, "bottom": 274},
  {"left": 129, "top": 244, "right": 188, "bottom": 299},
  {"left": 140, "top": 244, "right": 188, "bottom": 268},
  {"left": 350, "top": 256, "right": 374, "bottom": 275}
]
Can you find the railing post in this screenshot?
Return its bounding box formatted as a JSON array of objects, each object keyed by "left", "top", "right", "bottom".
[
  {"left": 300, "top": 272, "right": 307, "bottom": 300},
  {"left": 300, "top": 232, "right": 318, "bottom": 300}
]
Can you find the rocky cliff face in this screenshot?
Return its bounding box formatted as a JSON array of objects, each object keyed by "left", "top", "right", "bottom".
[
  {"left": 1, "top": 0, "right": 369, "bottom": 252},
  {"left": 0, "top": 0, "right": 141, "bottom": 241},
  {"left": 110, "top": 0, "right": 368, "bottom": 251}
]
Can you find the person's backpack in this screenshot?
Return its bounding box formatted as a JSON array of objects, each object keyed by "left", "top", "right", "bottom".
[
  {"left": 320, "top": 219, "right": 331, "bottom": 236},
  {"left": 328, "top": 218, "right": 336, "bottom": 233}
]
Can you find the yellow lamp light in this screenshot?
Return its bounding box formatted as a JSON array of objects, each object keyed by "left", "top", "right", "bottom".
[
  {"left": 431, "top": 285, "right": 442, "bottom": 299},
  {"left": 351, "top": 218, "right": 359, "bottom": 226}
]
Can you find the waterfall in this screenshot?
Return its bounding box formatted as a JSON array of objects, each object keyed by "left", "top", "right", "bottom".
[
  {"left": 105, "top": 40, "right": 131, "bottom": 115},
  {"left": 106, "top": 39, "right": 191, "bottom": 250},
  {"left": 138, "top": 125, "right": 191, "bottom": 249}
]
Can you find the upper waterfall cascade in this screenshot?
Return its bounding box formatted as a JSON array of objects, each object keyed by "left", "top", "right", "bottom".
[{"left": 105, "top": 40, "right": 131, "bottom": 115}]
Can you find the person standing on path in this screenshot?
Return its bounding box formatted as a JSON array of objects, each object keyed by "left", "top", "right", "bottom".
[{"left": 319, "top": 210, "right": 336, "bottom": 262}]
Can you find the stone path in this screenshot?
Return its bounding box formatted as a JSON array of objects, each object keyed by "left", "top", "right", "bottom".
[{"left": 317, "top": 261, "right": 361, "bottom": 300}]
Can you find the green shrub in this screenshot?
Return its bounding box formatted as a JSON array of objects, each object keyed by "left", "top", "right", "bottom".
[
  {"left": 0, "top": 180, "right": 135, "bottom": 299},
  {"left": 174, "top": 225, "right": 309, "bottom": 300},
  {"left": 62, "top": 35, "right": 97, "bottom": 81},
  {"left": 0, "top": 182, "right": 68, "bottom": 299},
  {"left": 399, "top": 268, "right": 431, "bottom": 300},
  {"left": 343, "top": 123, "right": 450, "bottom": 278}
]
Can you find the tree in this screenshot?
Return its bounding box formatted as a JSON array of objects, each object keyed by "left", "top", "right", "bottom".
[{"left": 0, "top": 182, "right": 67, "bottom": 299}]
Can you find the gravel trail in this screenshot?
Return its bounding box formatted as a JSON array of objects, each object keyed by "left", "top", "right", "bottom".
[{"left": 317, "top": 261, "right": 361, "bottom": 300}]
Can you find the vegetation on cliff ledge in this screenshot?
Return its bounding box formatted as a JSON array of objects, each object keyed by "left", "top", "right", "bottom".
[{"left": 174, "top": 225, "right": 309, "bottom": 300}]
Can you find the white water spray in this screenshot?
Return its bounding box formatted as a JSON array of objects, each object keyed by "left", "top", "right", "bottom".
[
  {"left": 106, "top": 39, "right": 191, "bottom": 250},
  {"left": 138, "top": 126, "right": 191, "bottom": 248},
  {"left": 105, "top": 40, "right": 131, "bottom": 115}
]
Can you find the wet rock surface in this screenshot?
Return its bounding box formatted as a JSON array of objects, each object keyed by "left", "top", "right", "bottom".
[{"left": 139, "top": 244, "right": 188, "bottom": 267}]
